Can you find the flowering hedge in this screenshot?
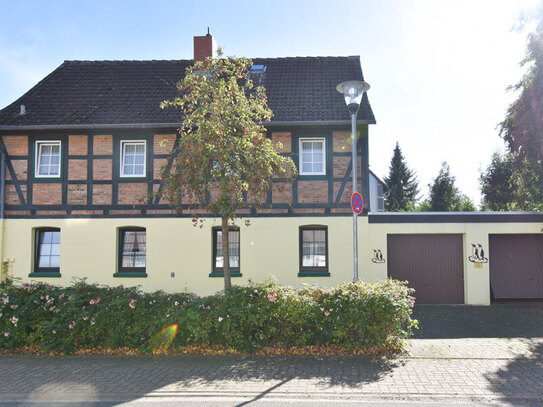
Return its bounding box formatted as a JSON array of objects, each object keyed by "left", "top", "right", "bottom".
[{"left": 0, "top": 279, "right": 416, "bottom": 354}]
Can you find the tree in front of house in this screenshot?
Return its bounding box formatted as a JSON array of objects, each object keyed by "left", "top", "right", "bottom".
[
  {"left": 383, "top": 142, "right": 419, "bottom": 211},
  {"left": 424, "top": 162, "right": 476, "bottom": 212},
  {"left": 160, "top": 51, "right": 296, "bottom": 289}
]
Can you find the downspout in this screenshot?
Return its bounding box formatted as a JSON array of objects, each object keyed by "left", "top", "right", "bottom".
[{"left": 0, "top": 147, "right": 5, "bottom": 283}]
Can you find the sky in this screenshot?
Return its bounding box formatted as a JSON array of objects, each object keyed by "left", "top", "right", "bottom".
[{"left": 0, "top": 0, "right": 541, "bottom": 206}]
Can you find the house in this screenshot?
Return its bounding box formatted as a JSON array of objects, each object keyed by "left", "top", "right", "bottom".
[{"left": 0, "top": 34, "right": 541, "bottom": 304}]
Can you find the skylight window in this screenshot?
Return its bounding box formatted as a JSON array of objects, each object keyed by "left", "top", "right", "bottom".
[{"left": 250, "top": 65, "right": 267, "bottom": 73}]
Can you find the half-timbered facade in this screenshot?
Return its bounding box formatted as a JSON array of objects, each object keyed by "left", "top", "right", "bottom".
[
  {"left": 0, "top": 35, "right": 383, "bottom": 295},
  {"left": 1, "top": 35, "right": 541, "bottom": 305}
]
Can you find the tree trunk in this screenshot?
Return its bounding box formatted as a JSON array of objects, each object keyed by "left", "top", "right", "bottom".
[{"left": 221, "top": 215, "right": 231, "bottom": 290}]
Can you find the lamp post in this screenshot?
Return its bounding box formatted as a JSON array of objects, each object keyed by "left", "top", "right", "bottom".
[{"left": 336, "top": 80, "right": 370, "bottom": 282}]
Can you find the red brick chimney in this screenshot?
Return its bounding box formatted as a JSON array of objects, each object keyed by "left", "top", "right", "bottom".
[{"left": 194, "top": 30, "right": 217, "bottom": 63}]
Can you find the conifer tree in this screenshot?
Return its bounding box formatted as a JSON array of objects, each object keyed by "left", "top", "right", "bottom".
[
  {"left": 428, "top": 162, "right": 476, "bottom": 211},
  {"left": 383, "top": 142, "right": 419, "bottom": 211}
]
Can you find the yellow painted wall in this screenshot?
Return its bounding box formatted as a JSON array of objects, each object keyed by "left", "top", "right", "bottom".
[
  {"left": 4, "top": 217, "right": 358, "bottom": 297},
  {"left": 4, "top": 217, "right": 542, "bottom": 304}
]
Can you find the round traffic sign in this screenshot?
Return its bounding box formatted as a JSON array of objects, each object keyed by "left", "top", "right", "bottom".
[{"left": 351, "top": 192, "right": 364, "bottom": 214}]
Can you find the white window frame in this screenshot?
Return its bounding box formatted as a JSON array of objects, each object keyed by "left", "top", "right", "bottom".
[
  {"left": 299, "top": 137, "right": 326, "bottom": 175},
  {"left": 120, "top": 140, "right": 147, "bottom": 178},
  {"left": 35, "top": 141, "right": 62, "bottom": 178}
]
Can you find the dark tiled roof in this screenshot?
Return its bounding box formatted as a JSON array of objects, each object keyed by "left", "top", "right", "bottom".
[{"left": 0, "top": 57, "right": 375, "bottom": 127}]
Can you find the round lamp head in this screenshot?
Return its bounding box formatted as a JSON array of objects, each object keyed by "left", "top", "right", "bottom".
[{"left": 336, "top": 80, "right": 370, "bottom": 114}]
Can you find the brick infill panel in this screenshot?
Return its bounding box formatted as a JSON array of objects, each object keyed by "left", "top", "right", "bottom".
[
  {"left": 6, "top": 159, "right": 27, "bottom": 181},
  {"left": 271, "top": 132, "right": 291, "bottom": 153},
  {"left": 297, "top": 180, "right": 328, "bottom": 203},
  {"left": 68, "top": 135, "right": 88, "bottom": 155},
  {"left": 93, "top": 184, "right": 112, "bottom": 205},
  {"left": 110, "top": 210, "right": 141, "bottom": 215},
  {"left": 32, "top": 184, "right": 62, "bottom": 205},
  {"left": 93, "top": 159, "right": 112, "bottom": 180},
  {"left": 154, "top": 134, "right": 176, "bottom": 154},
  {"left": 3, "top": 136, "right": 28, "bottom": 156},
  {"left": 93, "top": 135, "right": 113, "bottom": 155},
  {"left": 68, "top": 160, "right": 87, "bottom": 180},
  {"left": 68, "top": 184, "right": 87, "bottom": 205}
]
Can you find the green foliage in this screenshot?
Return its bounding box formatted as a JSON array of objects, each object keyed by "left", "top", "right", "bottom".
[
  {"left": 425, "top": 162, "right": 476, "bottom": 212},
  {"left": 384, "top": 142, "right": 419, "bottom": 211},
  {"left": 495, "top": 27, "right": 543, "bottom": 210},
  {"left": 0, "top": 279, "right": 417, "bottom": 353},
  {"left": 480, "top": 151, "right": 543, "bottom": 211},
  {"left": 479, "top": 152, "right": 516, "bottom": 211}
]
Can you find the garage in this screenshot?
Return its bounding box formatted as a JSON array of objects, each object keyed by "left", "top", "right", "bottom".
[
  {"left": 489, "top": 234, "right": 543, "bottom": 300},
  {"left": 387, "top": 234, "right": 464, "bottom": 304}
]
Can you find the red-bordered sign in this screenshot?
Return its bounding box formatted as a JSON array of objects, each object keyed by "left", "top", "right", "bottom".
[{"left": 351, "top": 192, "right": 364, "bottom": 214}]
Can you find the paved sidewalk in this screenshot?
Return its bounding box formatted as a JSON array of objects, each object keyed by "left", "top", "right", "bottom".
[{"left": 1, "top": 338, "right": 542, "bottom": 406}]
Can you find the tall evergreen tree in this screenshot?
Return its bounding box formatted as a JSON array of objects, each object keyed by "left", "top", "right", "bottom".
[
  {"left": 479, "top": 152, "right": 516, "bottom": 211},
  {"left": 383, "top": 142, "right": 419, "bottom": 211},
  {"left": 427, "top": 162, "right": 476, "bottom": 212},
  {"left": 495, "top": 26, "right": 543, "bottom": 210}
]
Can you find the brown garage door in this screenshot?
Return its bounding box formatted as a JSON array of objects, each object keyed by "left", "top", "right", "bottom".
[
  {"left": 387, "top": 234, "right": 464, "bottom": 304},
  {"left": 489, "top": 234, "right": 543, "bottom": 299}
]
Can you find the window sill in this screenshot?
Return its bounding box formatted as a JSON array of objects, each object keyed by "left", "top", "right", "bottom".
[
  {"left": 209, "top": 272, "right": 242, "bottom": 278},
  {"left": 113, "top": 272, "right": 148, "bottom": 278},
  {"left": 297, "top": 174, "right": 328, "bottom": 180},
  {"left": 298, "top": 271, "right": 330, "bottom": 277},
  {"left": 29, "top": 272, "right": 61, "bottom": 278},
  {"left": 118, "top": 176, "right": 147, "bottom": 180}
]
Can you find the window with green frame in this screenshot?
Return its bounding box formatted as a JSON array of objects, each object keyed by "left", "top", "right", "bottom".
[
  {"left": 210, "top": 227, "right": 241, "bottom": 277},
  {"left": 32, "top": 228, "right": 61, "bottom": 276},
  {"left": 117, "top": 227, "right": 147, "bottom": 276},
  {"left": 299, "top": 225, "right": 329, "bottom": 277}
]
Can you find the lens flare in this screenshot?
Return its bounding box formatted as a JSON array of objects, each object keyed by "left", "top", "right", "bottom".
[{"left": 150, "top": 324, "right": 178, "bottom": 350}]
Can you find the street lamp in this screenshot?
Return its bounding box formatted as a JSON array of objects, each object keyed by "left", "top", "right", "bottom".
[{"left": 336, "top": 80, "right": 370, "bottom": 282}]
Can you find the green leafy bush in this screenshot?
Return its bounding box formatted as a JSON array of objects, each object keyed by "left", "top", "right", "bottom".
[{"left": 0, "top": 278, "right": 416, "bottom": 353}]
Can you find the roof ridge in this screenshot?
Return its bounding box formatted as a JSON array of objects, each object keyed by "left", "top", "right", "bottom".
[
  {"left": 63, "top": 59, "right": 193, "bottom": 64},
  {"left": 61, "top": 55, "right": 361, "bottom": 64}
]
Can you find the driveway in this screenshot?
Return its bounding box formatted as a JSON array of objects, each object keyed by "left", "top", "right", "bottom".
[
  {"left": 412, "top": 302, "right": 543, "bottom": 338},
  {"left": 0, "top": 304, "right": 542, "bottom": 406}
]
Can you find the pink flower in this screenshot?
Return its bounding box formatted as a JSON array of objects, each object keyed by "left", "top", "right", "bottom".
[
  {"left": 395, "top": 293, "right": 401, "bottom": 297},
  {"left": 10, "top": 316, "right": 18, "bottom": 326},
  {"left": 89, "top": 298, "right": 100, "bottom": 305},
  {"left": 129, "top": 299, "right": 136, "bottom": 309},
  {"left": 69, "top": 324, "right": 74, "bottom": 330},
  {"left": 268, "top": 294, "right": 277, "bottom": 302},
  {"left": 254, "top": 289, "right": 258, "bottom": 293},
  {"left": 403, "top": 290, "right": 407, "bottom": 295},
  {"left": 182, "top": 301, "right": 187, "bottom": 306},
  {"left": 82, "top": 316, "right": 88, "bottom": 321},
  {"left": 324, "top": 311, "right": 330, "bottom": 316},
  {"left": 3, "top": 332, "right": 9, "bottom": 337}
]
